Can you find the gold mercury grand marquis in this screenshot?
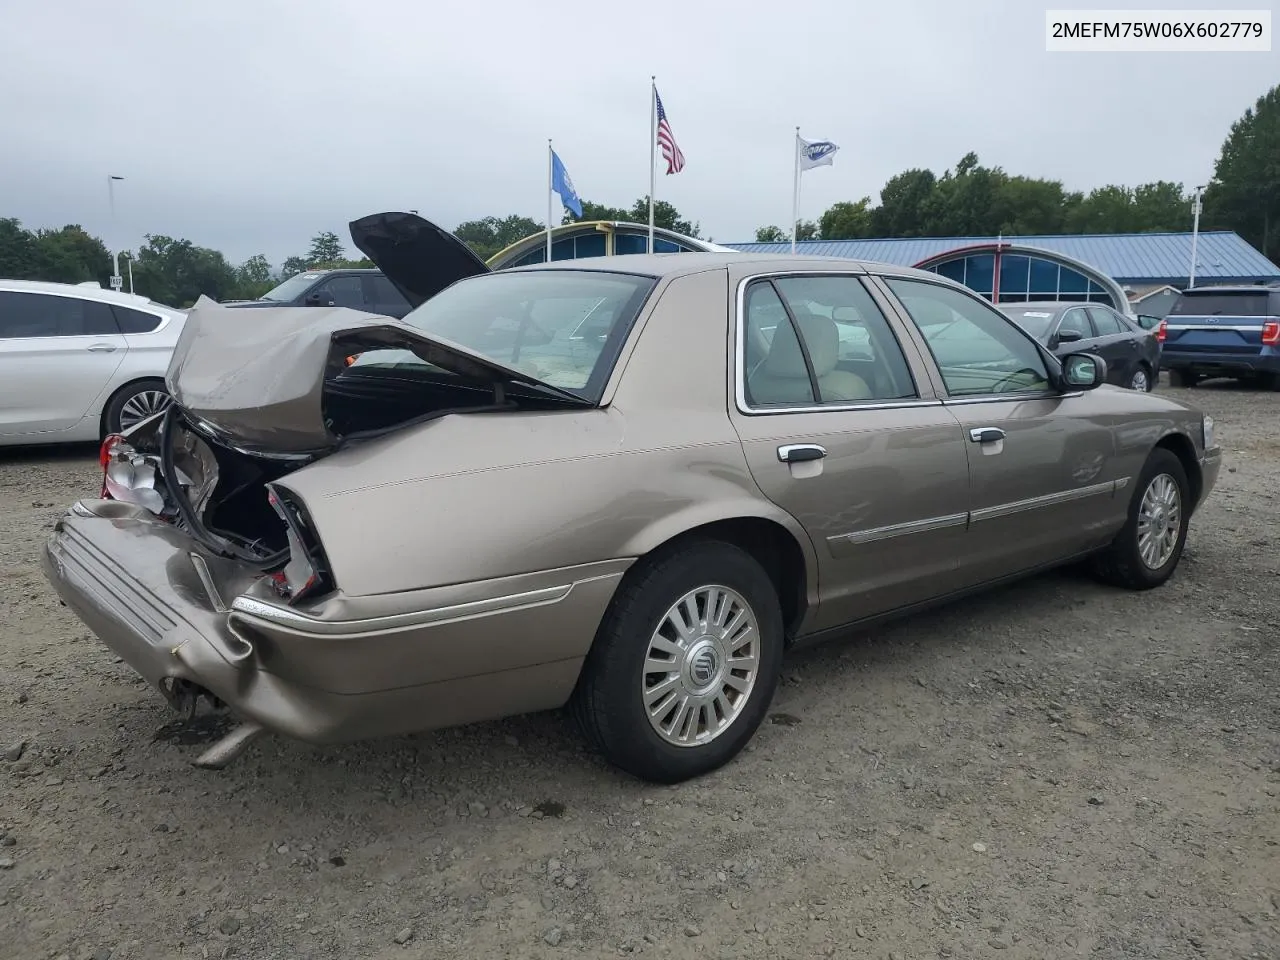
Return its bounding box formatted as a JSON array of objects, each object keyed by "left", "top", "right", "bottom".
[{"left": 41, "top": 212, "right": 1221, "bottom": 783}]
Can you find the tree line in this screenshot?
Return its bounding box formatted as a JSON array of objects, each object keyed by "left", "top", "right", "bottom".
[{"left": 1, "top": 85, "right": 1274, "bottom": 308}]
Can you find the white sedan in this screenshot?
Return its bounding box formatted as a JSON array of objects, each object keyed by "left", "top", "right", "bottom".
[{"left": 0, "top": 280, "right": 186, "bottom": 445}]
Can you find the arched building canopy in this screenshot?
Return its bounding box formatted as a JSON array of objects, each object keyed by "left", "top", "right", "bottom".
[
  {"left": 488, "top": 221, "right": 729, "bottom": 270},
  {"left": 913, "top": 243, "right": 1131, "bottom": 313}
]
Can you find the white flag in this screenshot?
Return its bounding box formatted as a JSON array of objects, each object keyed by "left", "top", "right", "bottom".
[{"left": 798, "top": 136, "right": 839, "bottom": 171}]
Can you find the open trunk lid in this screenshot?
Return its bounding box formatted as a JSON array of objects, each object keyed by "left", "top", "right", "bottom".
[
  {"left": 165, "top": 297, "right": 581, "bottom": 455},
  {"left": 348, "top": 211, "right": 490, "bottom": 308}
]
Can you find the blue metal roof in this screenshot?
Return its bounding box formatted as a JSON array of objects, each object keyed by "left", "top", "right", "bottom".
[{"left": 724, "top": 231, "right": 1280, "bottom": 285}]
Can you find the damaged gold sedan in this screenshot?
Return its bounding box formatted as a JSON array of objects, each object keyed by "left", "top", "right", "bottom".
[{"left": 42, "top": 213, "right": 1220, "bottom": 783}]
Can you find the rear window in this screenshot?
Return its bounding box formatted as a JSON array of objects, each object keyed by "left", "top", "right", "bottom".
[
  {"left": 1169, "top": 292, "right": 1272, "bottom": 317},
  {"left": 998, "top": 308, "right": 1055, "bottom": 340},
  {"left": 388, "top": 270, "right": 657, "bottom": 401},
  {"left": 112, "top": 305, "right": 164, "bottom": 333}
]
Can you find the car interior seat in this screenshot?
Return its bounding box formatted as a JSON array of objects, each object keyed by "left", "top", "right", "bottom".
[{"left": 748, "top": 310, "right": 871, "bottom": 404}]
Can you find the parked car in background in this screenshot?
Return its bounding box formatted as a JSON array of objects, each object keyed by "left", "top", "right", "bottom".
[
  {"left": 0, "top": 279, "right": 186, "bottom": 445},
  {"left": 227, "top": 268, "right": 412, "bottom": 318},
  {"left": 997, "top": 301, "right": 1162, "bottom": 391},
  {"left": 1161, "top": 285, "right": 1280, "bottom": 388},
  {"left": 42, "top": 214, "right": 1220, "bottom": 783}
]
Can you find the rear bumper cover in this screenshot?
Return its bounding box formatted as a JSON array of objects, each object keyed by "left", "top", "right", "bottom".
[
  {"left": 41, "top": 500, "right": 627, "bottom": 744},
  {"left": 1162, "top": 350, "right": 1280, "bottom": 374}
]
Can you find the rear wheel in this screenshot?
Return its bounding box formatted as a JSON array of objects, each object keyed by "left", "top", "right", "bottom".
[
  {"left": 1167, "top": 369, "right": 1199, "bottom": 388},
  {"left": 1128, "top": 364, "right": 1153, "bottom": 392},
  {"left": 572, "top": 541, "right": 784, "bottom": 783},
  {"left": 103, "top": 379, "right": 171, "bottom": 436},
  {"left": 1092, "top": 448, "right": 1190, "bottom": 590}
]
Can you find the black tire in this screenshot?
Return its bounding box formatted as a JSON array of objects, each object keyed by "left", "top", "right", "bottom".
[
  {"left": 571, "top": 540, "right": 784, "bottom": 783},
  {"left": 1091, "top": 448, "right": 1191, "bottom": 590},
  {"left": 1167, "top": 369, "right": 1198, "bottom": 388},
  {"left": 1128, "top": 363, "right": 1154, "bottom": 392},
  {"left": 102, "top": 379, "right": 171, "bottom": 436}
]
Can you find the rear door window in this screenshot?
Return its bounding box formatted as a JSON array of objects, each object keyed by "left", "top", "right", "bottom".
[
  {"left": 0, "top": 291, "right": 119, "bottom": 337},
  {"left": 316, "top": 276, "right": 366, "bottom": 308},
  {"left": 1086, "top": 307, "right": 1123, "bottom": 336},
  {"left": 1169, "top": 292, "right": 1271, "bottom": 317}
]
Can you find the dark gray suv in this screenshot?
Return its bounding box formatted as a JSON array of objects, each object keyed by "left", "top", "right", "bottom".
[{"left": 228, "top": 269, "right": 412, "bottom": 319}]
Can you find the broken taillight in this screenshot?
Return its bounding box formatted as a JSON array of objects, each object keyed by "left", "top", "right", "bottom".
[
  {"left": 1262, "top": 321, "right": 1280, "bottom": 346},
  {"left": 266, "top": 488, "right": 332, "bottom": 603},
  {"left": 1156, "top": 320, "right": 1167, "bottom": 343}
]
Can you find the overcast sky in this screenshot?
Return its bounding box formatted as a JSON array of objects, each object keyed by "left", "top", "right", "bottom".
[{"left": 1, "top": 0, "right": 1276, "bottom": 268}]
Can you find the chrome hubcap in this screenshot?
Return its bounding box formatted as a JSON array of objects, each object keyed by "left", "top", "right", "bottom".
[
  {"left": 1131, "top": 370, "right": 1149, "bottom": 391},
  {"left": 1137, "top": 473, "right": 1181, "bottom": 569},
  {"left": 118, "top": 389, "right": 171, "bottom": 430},
  {"left": 642, "top": 585, "right": 760, "bottom": 748}
]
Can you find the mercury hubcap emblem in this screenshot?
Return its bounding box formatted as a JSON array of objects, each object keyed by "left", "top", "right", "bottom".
[{"left": 688, "top": 642, "right": 720, "bottom": 687}]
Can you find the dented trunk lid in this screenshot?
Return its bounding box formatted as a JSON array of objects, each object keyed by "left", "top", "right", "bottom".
[{"left": 165, "top": 298, "right": 577, "bottom": 455}]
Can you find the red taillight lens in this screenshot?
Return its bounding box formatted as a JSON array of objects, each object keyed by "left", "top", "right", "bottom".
[
  {"left": 1262, "top": 321, "right": 1280, "bottom": 346},
  {"left": 99, "top": 434, "right": 127, "bottom": 498},
  {"left": 1156, "top": 320, "right": 1167, "bottom": 342},
  {"left": 100, "top": 434, "right": 126, "bottom": 470}
]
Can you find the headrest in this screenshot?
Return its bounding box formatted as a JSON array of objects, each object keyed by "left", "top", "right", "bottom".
[{"left": 764, "top": 310, "right": 840, "bottom": 378}]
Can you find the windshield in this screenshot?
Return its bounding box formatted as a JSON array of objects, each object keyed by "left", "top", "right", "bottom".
[
  {"left": 259, "top": 273, "right": 324, "bottom": 303},
  {"left": 999, "top": 308, "right": 1055, "bottom": 340},
  {"left": 370, "top": 270, "right": 657, "bottom": 401},
  {"left": 1169, "top": 292, "right": 1271, "bottom": 317}
]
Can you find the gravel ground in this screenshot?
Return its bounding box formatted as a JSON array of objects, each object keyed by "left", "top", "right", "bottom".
[{"left": 2, "top": 379, "right": 1278, "bottom": 960}]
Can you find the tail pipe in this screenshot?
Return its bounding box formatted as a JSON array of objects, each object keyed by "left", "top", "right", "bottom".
[{"left": 192, "top": 722, "right": 266, "bottom": 770}]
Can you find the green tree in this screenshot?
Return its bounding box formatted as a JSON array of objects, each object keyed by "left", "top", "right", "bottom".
[
  {"left": 1205, "top": 84, "right": 1280, "bottom": 259},
  {"left": 563, "top": 200, "right": 633, "bottom": 225},
  {"left": 281, "top": 256, "right": 310, "bottom": 279},
  {"left": 754, "top": 225, "right": 787, "bottom": 242},
  {"left": 454, "top": 214, "right": 544, "bottom": 261},
  {"left": 33, "top": 225, "right": 112, "bottom": 286},
  {"left": 819, "top": 199, "right": 873, "bottom": 240},
  {"left": 563, "top": 198, "right": 700, "bottom": 238},
  {"left": 871, "top": 168, "right": 937, "bottom": 237},
  {"left": 131, "top": 234, "right": 239, "bottom": 307},
  {"left": 0, "top": 218, "right": 38, "bottom": 278},
  {"left": 307, "top": 231, "right": 345, "bottom": 265},
  {"left": 794, "top": 220, "right": 819, "bottom": 241},
  {"left": 990, "top": 177, "right": 1074, "bottom": 235},
  {"left": 238, "top": 254, "right": 271, "bottom": 285}
]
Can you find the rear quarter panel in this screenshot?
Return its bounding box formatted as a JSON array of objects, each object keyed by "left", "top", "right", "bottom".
[{"left": 280, "top": 268, "right": 814, "bottom": 598}]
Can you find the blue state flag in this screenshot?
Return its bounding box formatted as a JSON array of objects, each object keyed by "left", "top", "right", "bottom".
[{"left": 551, "top": 148, "right": 583, "bottom": 218}]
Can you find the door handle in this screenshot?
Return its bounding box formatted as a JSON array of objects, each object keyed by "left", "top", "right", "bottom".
[
  {"left": 86, "top": 343, "right": 118, "bottom": 353},
  {"left": 968, "top": 427, "right": 1005, "bottom": 444},
  {"left": 777, "top": 443, "right": 827, "bottom": 463}
]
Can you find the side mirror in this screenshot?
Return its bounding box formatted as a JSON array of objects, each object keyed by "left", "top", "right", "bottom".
[
  {"left": 304, "top": 292, "right": 334, "bottom": 307},
  {"left": 1056, "top": 328, "right": 1083, "bottom": 343},
  {"left": 1061, "top": 352, "right": 1106, "bottom": 390}
]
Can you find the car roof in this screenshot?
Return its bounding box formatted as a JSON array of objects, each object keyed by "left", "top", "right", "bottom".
[
  {"left": 997, "top": 301, "right": 1112, "bottom": 316},
  {"left": 505, "top": 251, "right": 947, "bottom": 283},
  {"left": 0, "top": 278, "right": 185, "bottom": 315}
]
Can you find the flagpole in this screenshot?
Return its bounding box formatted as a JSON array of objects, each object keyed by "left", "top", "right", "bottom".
[
  {"left": 546, "top": 139, "right": 554, "bottom": 263},
  {"left": 791, "top": 127, "right": 801, "bottom": 254},
  {"left": 648, "top": 76, "right": 656, "bottom": 254}
]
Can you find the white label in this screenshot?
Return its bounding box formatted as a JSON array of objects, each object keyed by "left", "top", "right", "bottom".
[{"left": 1046, "top": 10, "right": 1271, "bottom": 51}]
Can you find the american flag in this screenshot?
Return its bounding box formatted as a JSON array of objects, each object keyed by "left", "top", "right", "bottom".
[{"left": 654, "top": 88, "right": 685, "bottom": 175}]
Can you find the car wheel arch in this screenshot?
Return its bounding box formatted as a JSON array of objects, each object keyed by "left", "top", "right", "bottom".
[
  {"left": 1152, "top": 431, "right": 1202, "bottom": 509},
  {"left": 620, "top": 513, "right": 816, "bottom": 642}
]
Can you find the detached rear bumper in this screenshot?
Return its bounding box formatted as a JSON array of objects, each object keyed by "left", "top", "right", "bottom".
[{"left": 42, "top": 500, "right": 626, "bottom": 745}]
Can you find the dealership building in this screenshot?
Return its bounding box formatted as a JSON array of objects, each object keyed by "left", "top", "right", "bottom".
[{"left": 489, "top": 223, "right": 1279, "bottom": 318}]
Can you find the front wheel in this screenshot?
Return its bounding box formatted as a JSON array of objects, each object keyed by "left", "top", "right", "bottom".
[
  {"left": 1092, "top": 448, "right": 1190, "bottom": 590},
  {"left": 572, "top": 541, "right": 784, "bottom": 783}
]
